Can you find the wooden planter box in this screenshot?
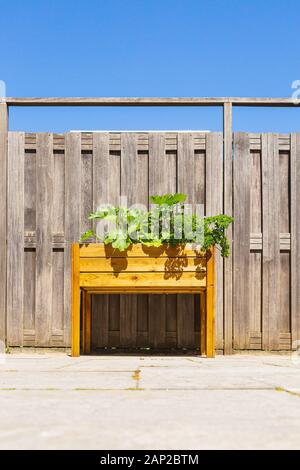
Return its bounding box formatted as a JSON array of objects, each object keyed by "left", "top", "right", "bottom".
[{"left": 72, "top": 243, "right": 215, "bottom": 357}]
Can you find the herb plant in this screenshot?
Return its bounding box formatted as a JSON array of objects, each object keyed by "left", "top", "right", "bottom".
[{"left": 80, "top": 193, "right": 233, "bottom": 257}]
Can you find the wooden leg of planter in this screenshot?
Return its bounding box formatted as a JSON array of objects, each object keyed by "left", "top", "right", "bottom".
[
  {"left": 200, "top": 292, "right": 206, "bottom": 356},
  {"left": 82, "top": 290, "right": 86, "bottom": 353},
  {"left": 83, "top": 291, "right": 91, "bottom": 354},
  {"left": 206, "top": 247, "right": 215, "bottom": 358},
  {"left": 72, "top": 244, "right": 80, "bottom": 357}
]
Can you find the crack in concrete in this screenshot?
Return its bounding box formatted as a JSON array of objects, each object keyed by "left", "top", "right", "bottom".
[
  {"left": 275, "top": 386, "right": 300, "bottom": 398},
  {"left": 0, "top": 369, "right": 138, "bottom": 373},
  {"left": 0, "top": 386, "right": 276, "bottom": 392}
]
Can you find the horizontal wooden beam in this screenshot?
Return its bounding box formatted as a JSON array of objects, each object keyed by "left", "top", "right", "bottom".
[
  {"left": 24, "top": 232, "right": 292, "bottom": 251},
  {"left": 250, "top": 233, "right": 290, "bottom": 251},
  {"left": 4, "top": 97, "right": 300, "bottom": 107}
]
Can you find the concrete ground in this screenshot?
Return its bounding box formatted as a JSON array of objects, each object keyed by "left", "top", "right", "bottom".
[{"left": 0, "top": 352, "right": 300, "bottom": 450}]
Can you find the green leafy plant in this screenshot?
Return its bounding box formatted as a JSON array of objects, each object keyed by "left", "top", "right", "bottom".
[
  {"left": 150, "top": 193, "right": 187, "bottom": 206},
  {"left": 80, "top": 193, "right": 233, "bottom": 257}
]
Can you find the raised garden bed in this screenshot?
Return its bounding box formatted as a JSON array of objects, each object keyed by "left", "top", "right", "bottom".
[
  {"left": 72, "top": 193, "right": 232, "bottom": 358},
  {"left": 72, "top": 242, "right": 215, "bottom": 357}
]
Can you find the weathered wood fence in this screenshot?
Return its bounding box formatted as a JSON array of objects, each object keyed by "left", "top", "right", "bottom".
[{"left": 1, "top": 130, "right": 299, "bottom": 351}]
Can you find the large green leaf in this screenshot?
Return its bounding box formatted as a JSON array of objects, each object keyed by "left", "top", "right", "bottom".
[
  {"left": 112, "top": 237, "right": 131, "bottom": 251},
  {"left": 79, "top": 229, "right": 94, "bottom": 242},
  {"left": 150, "top": 193, "right": 187, "bottom": 206}
]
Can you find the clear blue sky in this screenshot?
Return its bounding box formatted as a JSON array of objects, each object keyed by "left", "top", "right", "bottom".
[{"left": 1, "top": 0, "right": 300, "bottom": 132}]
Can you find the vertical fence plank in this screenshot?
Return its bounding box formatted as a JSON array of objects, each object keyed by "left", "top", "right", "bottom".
[
  {"left": 107, "top": 147, "right": 122, "bottom": 347},
  {"left": 290, "top": 133, "right": 300, "bottom": 348},
  {"left": 53, "top": 152, "right": 64, "bottom": 235},
  {"left": 249, "top": 148, "right": 262, "bottom": 345},
  {"left": 51, "top": 150, "right": 65, "bottom": 343},
  {"left": 233, "top": 133, "right": 250, "bottom": 349},
  {"left": 177, "top": 133, "right": 196, "bottom": 348},
  {"left": 64, "top": 133, "right": 81, "bottom": 347},
  {"left": 149, "top": 133, "right": 178, "bottom": 347},
  {"left": 0, "top": 103, "right": 8, "bottom": 133},
  {"left": 279, "top": 151, "right": 291, "bottom": 341},
  {"left": 164, "top": 148, "right": 179, "bottom": 348},
  {"left": 23, "top": 249, "right": 36, "bottom": 337},
  {"left": 0, "top": 103, "right": 8, "bottom": 345},
  {"left": 23, "top": 149, "right": 36, "bottom": 343},
  {"left": 135, "top": 145, "right": 149, "bottom": 347},
  {"left": 194, "top": 143, "right": 206, "bottom": 348},
  {"left": 24, "top": 150, "right": 36, "bottom": 232},
  {"left": 223, "top": 103, "right": 233, "bottom": 353},
  {"left": 206, "top": 132, "right": 224, "bottom": 350},
  {"left": 262, "top": 134, "right": 280, "bottom": 350},
  {"left": 51, "top": 250, "right": 64, "bottom": 343},
  {"left": 93, "top": 133, "right": 110, "bottom": 210},
  {"left": 81, "top": 147, "right": 93, "bottom": 235},
  {"left": 92, "top": 133, "right": 109, "bottom": 348},
  {"left": 148, "top": 133, "right": 167, "bottom": 348},
  {"left": 35, "top": 134, "right": 53, "bottom": 345},
  {"left": 120, "top": 133, "right": 138, "bottom": 347},
  {"left": 7, "top": 133, "right": 24, "bottom": 346},
  {"left": 0, "top": 130, "right": 7, "bottom": 344}
]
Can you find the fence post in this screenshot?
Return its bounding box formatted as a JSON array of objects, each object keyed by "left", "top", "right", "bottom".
[
  {"left": 223, "top": 102, "right": 233, "bottom": 353},
  {"left": 291, "top": 134, "right": 300, "bottom": 350},
  {"left": 0, "top": 102, "right": 8, "bottom": 346}
]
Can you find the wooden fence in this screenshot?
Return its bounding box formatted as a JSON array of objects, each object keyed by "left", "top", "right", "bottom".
[{"left": 1, "top": 131, "right": 300, "bottom": 351}]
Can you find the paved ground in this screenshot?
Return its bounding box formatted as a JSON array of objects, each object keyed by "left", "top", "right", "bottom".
[{"left": 0, "top": 352, "right": 300, "bottom": 449}]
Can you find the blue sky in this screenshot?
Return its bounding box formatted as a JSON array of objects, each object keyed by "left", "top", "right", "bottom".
[{"left": 1, "top": 0, "right": 300, "bottom": 132}]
